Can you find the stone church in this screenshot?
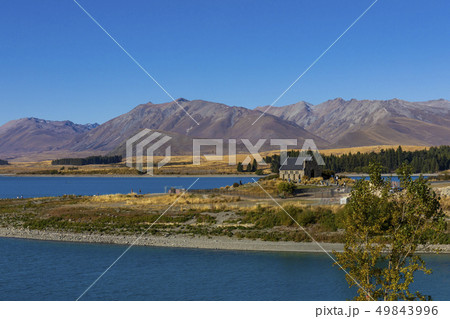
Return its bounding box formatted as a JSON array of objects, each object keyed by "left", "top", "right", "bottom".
[{"left": 279, "top": 156, "right": 322, "bottom": 182}]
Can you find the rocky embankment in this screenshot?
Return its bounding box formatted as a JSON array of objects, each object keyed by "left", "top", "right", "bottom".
[
  {"left": 1, "top": 227, "right": 449, "bottom": 253},
  {"left": 0, "top": 227, "right": 345, "bottom": 252}
]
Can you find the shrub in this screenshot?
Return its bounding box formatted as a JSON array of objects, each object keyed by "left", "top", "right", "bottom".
[
  {"left": 277, "top": 181, "right": 295, "bottom": 196},
  {"left": 297, "top": 210, "right": 317, "bottom": 226}
]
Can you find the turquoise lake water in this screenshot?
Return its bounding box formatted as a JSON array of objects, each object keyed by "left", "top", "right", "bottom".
[
  {"left": 0, "top": 176, "right": 257, "bottom": 199},
  {"left": 0, "top": 175, "right": 429, "bottom": 199},
  {"left": 0, "top": 237, "right": 448, "bottom": 301}
]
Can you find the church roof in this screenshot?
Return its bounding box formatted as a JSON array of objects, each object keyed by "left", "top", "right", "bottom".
[{"left": 279, "top": 156, "right": 312, "bottom": 171}]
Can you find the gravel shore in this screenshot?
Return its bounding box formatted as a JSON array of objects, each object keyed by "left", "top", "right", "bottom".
[
  {"left": 0, "top": 227, "right": 344, "bottom": 252},
  {"left": 1, "top": 227, "right": 448, "bottom": 254}
]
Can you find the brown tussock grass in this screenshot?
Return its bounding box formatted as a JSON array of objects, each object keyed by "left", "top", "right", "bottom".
[
  {"left": 440, "top": 197, "right": 450, "bottom": 215},
  {"left": 88, "top": 193, "right": 241, "bottom": 207}
]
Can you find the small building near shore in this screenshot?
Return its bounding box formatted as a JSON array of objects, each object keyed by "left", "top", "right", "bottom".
[
  {"left": 279, "top": 156, "right": 323, "bottom": 182},
  {"left": 340, "top": 196, "right": 349, "bottom": 205},
  {"left": 167, "top": 187, "right": 186, "bottom": 194}
]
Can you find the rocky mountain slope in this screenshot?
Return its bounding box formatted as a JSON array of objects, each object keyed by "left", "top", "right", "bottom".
[
  {"left": 0, "top": 118, "right": 98, "bottom": 158},
  {"left": 66, "top": 98, "right": 327, "bottom": 154},
  {"left": 1, "top": 98, "right": 449, "bottom": 160},
  {"left": 257, "top": 98, "right": 450, "bottom": 147}
]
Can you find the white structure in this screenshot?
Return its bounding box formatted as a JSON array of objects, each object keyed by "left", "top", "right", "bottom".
[{"left": 340, "top": 196, "right": 349, "bottom": 205}]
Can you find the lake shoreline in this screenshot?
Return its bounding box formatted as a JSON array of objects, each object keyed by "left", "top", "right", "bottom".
[
  {"left": 0, "top": 227, "right": 344, "bottom": 253},
  {"left": 1, "top": 227, "right": 449, "bottom": 254},
  {"left": 0, "top": 174, "right": 261, "bottom": 178}
]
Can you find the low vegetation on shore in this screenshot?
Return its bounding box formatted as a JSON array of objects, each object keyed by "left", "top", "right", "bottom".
[
  {"left": 0, "top": 191, "right": 349, "bottom": 243},
  {"left": 429, "top": 172, "right": 450, "bottom": 182},
  {"left": 0, "top": 182, "right": 448, "bottom": 245}
]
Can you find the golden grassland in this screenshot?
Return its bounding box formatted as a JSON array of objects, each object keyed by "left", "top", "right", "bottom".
[
  {"left": 319, "top": 145, "right": 429, "bottom": 156},
  {"left": 0, "top": 144, "right": 432, "bottom": 176},
  {"left": 259, "top": 145, "right": 429, "bottom": 157},
  {"left": 0, "top": 155, "right": 270, "bottom": 175},
  {"left": 0, "top": 161, "right": 142, "bottom": 175}
]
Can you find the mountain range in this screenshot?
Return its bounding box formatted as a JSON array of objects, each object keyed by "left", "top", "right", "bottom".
[
  {"left": 257, "top": 98, "right": 450, "bottom": 147},
  {"left": 0, "top": 98, "right": 449, "bottom": 160},
  {"left": 0, "top": 118, "right": 98, "bottom": 160}
]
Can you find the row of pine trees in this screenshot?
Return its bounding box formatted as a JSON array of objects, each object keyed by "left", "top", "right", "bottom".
[
  {"left": 244, "top": 146, "right": 450, "bottom": 174},
  {"left": 51, "top": 155, "right": 122, "bottom": 166},
  {"left": 323, "top": 146, "right": 450, "bottom": 173},
  {"left": 236, "top": 159, "right": 258, "bottom": 172}
]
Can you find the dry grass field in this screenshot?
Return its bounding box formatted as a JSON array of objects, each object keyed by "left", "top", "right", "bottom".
[
  {"left": 0, "top": 145, "right": 432, "bottom": 175},
  {"left": 0, "top": 189, "right": 348, "bottom": 243},
  {"left": 318, "top": 145, "right": 429, "bottom": 156},
  {"left": 1, "top": 185, "right": 448, "bottom": 244}
]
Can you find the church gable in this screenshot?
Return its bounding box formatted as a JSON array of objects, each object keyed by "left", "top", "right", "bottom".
[{"left": 279, "top": 156, "right": 323, "bottom": 181}]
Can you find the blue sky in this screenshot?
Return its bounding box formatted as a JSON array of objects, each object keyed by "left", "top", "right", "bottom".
[{"left": 1, "top": 0, "right": 449, "bottom": 126}]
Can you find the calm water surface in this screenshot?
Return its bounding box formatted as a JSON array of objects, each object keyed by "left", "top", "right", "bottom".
[
  {"left": 0, "top": 176, "right": 447, "bottom": 300},
  {"left": 0, "top": 238, "right": 448, "bottom": 301},
  {"left": 0, "top": 175, "right": 431, "bottom": 199},
  {"left": 0, "top": 176, "right": 256, "bottom": 199}
]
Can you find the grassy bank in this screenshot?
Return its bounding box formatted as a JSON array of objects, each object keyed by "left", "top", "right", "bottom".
[
  {"left": 0, "top": 192, "right": 347, "bottom": 243},
  {"left": 1, "top": 189, "right": 449, "bottom": 244}
]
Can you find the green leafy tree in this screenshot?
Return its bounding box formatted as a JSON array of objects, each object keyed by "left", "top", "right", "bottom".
[
  {"left": 270, "top": 155, "right": 280, "bottom": 173},
  {"left": 367, "top": 161, "right": 384, "bottom": 187},
  {"left": 336, "top": 162, "right": 446, "bottom": 300},
  {"left": 277, "top": 181, "right": 295, "bottom": 196},
  {"left": 237, "top": 162, "right": 243, "bottom": 172},
  {"left": 246, "top": 163, "right": 252, "bottom": 172}
]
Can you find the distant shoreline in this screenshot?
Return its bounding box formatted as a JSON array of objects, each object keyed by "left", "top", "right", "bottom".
[
  {"left": 1, "top": 227, "right": 448, "bottom": 254},
  {"left": 0, "top": 174, "right": 260, "bottom": 178},
  {"left": 1, "top": 173, "right": 440, "bottom": 178}
]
